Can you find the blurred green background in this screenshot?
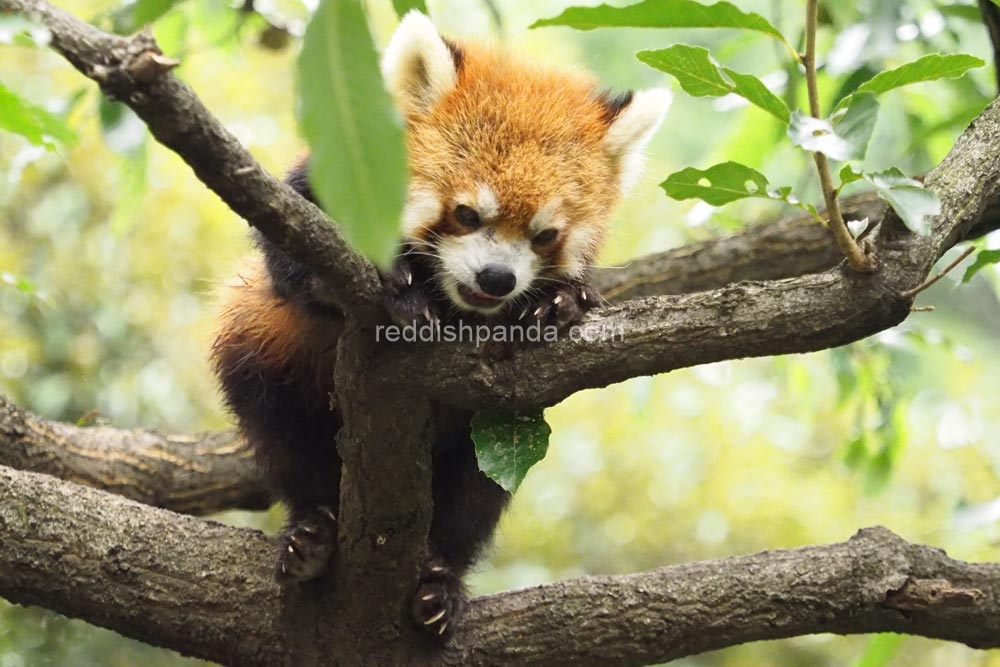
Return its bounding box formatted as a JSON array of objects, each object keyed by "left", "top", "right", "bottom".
[{"left": 2, "top": 0, "right": 1000, "bottom": 665}]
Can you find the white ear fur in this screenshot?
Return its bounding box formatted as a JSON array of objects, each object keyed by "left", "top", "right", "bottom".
[
  {"left": 380, "top": 11, "right": 458, "bottom": 116},
  {"left": 604, "top": 88, "right": 672, "bottom": 194}
]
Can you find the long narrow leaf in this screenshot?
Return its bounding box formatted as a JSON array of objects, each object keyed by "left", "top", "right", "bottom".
[
  {"left": 0, "top": 81, "right": 76, "bottom": 149},
  {"left": 856, "top": 53, "right": 985, "bottom": 97},
  {"left": 298, "top": 0, "right": 408, "bottom": 267},
  {"left": 533, "top": 0, "right": 795, "bottom": 55},
  {"left": 638, "top": 45, "right": 789, "bottom": 122}
]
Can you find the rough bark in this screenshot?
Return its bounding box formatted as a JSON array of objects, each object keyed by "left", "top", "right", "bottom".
[
  {"left": 0, "top": 0, "right": 381, "bottom": 317},
  {"left": 4, "top": 466, "right": 1000, "bottom": 667},
  {"left": 1, "top": 0, "right": 1000, "bottom": 666},
  {"left": 0, "top": 395, "right": 268, "bottom": 514}
]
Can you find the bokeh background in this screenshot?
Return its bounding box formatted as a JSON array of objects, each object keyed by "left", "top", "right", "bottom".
[{"left": 2, "top": 0, "right": 1000, "bottom": 665}]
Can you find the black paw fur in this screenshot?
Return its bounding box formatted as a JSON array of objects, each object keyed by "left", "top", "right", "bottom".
[
  {"left": 274, "top": 505, "right": 338, "bottom": 583},
  {"left": 511, "top": 281, "right": 601, "bottom": 330},
  {"left": 411, "top": 560, "right": 466, "bottom": 641},
  {"left": 384, "top": 252, "right": 444, "bottom": 327}
]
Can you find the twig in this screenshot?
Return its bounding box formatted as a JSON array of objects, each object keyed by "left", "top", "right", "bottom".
[
  {"left": 803, "top": 0, "right": 876, "bottom": 273},
  {"left": 899, "top": 245, "right": 976, "bottom": 300}
]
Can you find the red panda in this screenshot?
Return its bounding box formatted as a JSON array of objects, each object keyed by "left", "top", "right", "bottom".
[{"left": 211, "top": 11, "right": 669, "bottom": 641}]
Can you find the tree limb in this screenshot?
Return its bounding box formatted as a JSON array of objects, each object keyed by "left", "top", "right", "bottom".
[
  {"left": 4, "top": 465, "right": 1000, "bottom": 667},
  {"left": 3, "top": 0, "right": 1000, "bottom": 664},
  {"left": 0, "top": 394, "right": 267, "bottom": 515},
  {"left": 593, "top": 195, "right": 1000, "bottom": 301},
  {"left": 373, "top": 97, "right": 1000, "bottom": 410},
  {"left": 0, "top": 0, "right": 382, "bottom": 318}
]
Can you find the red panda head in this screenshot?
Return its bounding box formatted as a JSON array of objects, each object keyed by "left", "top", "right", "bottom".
[{"left": 381, "top": 12, "right": 670, "bottom": 315}]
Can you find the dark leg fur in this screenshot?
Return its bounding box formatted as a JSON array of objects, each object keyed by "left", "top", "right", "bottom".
[
  {"left": 214, "top": 160, "right": 515, "bottom": 640},
  {"left": 212, "top": 338, "right": 343, "bottom": 582},
  {"left": 413, "top": 432, "right": 509, "bottom": 638}
]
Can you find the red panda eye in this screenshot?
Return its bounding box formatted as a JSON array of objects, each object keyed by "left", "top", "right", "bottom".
[
  {"left": 532, "top": 229, "right": 559, "bottom": 246},
  {"left": 454, "top": 204, "right": 481, "bottom": 228}
]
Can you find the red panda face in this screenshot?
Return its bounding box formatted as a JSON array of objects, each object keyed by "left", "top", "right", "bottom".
[{"left": 381, "top": 12, "right": 671, "bottom": 314}]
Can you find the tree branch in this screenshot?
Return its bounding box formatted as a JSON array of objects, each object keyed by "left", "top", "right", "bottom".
[
  {"left": 4, "top": 465, "right": 1000, "bottom": 667},
  {"left": 0, "top": 0, "right": 382, "bottom": 318},
  {"left": 4, "top": 0, "right": 1000, "bottom": 664},
  {"left": 0, "top": 466, "right": 284, "bottom": 667},
  {"left": 593, "top": 192, "right": 1000, "bottom": 301},
  {"left": 0, "top": 395, "right": 267, "bottom": 515},
  {"left": 373, "top": 97, "right": 1000, "bottom": 410}
]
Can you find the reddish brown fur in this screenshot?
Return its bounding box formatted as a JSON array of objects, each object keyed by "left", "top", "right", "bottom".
[
  {"left": 404, "top": 42, "right": 622, "bottom": 272},
  {"left": 211, "top": 260, "right": 341, "bottom": 404}
]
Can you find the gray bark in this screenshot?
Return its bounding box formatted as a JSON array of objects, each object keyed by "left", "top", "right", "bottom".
[{"left": 0, "top": 0, "right": 999, "bottom": 665}]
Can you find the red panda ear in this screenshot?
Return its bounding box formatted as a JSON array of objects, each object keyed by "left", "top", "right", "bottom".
[
  {"left": 381, "top": 11, "right": 460, "bottom": 117},
  {"left": 602, "top": 88, "right": 672, "bottom": 194}
]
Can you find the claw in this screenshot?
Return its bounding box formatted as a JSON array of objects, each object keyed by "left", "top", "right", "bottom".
[
  {"left": 533, "top": 306, "right": 545, "bottom": 319},
  {"left": 405, "top": 269, "right": 413, "bottom": 286},
  {"left": 423, "top": 609, "right": 447, "bottom": 626},
  {"left": 421, "top": 592, "right": 437, "bottom": 601},
  {"left": 553, "top": 294, "right": 563, "bottom": 305},
  {"left": 580, "top": 290, "right": 588, "bottom": 302},
  {"left": 519, "top": 308, "right": 529, "bottom": 321},
  {"left": 429, "top": 565, "right": 445, "bottom": 573},
  {"left": 438, "top": 621, "right": 448, "bottom": 636},
  {"left": 287, "top": 544, "right": 297, "bottom": 555},
  {"left": 319, "top": 506, "right": 337, "bottom": 522}
]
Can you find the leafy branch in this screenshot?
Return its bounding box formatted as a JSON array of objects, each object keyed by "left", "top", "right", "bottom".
[
  {"left": 534, "top": 0, "right": 984, "bottom": 272},
  {"left": 801, "top": 0, "right": 872, "bottom": 271}
]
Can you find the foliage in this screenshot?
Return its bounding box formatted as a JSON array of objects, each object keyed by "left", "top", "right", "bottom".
[
  {"left": 1, "top": 0, "right": 1000, "bottom": 666},
  {"left": 298, "top": 0, "right": 407, "bottom": 268},
  {"left": 471, "top": 410, "right": 551, "bottom": 493},
  {"left": 535, "top": 0, "right": 984, "bottom": 237}
]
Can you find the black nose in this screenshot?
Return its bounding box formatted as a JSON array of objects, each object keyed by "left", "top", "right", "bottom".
[{"left": 475, "top": 265, "right": 517, "bottom": 297}]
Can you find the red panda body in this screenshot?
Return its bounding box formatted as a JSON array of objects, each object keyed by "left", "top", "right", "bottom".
[{"left": 211, "top": 11, "right": 669, "bottom": 640}]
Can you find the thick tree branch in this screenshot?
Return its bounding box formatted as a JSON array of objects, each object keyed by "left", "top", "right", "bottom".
[
  {"left": 594, "top": 193, "right": 1000, "bottom": 301},
  {"left": 373, "top": 97, "right": 1000, "bottom": 410},
  {"left": 4, "top": 1, "right": 1000, "bottom": 665},
  {"left": 4, "top": 465, "right": 1000, "bottom": 667},
  {"left": 0, "top": 0, "right": 382, "bottom": 318},
  {"left": 0, "top": 466, "right": 284, "bottom": 667},
  {"left": 0, "top": 394, "right": 267, "bottom": 514}
]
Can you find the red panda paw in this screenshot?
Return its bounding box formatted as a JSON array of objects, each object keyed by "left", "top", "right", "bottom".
[
  {"left": 274, "top": 505, "right": 338, "bottom": 583},
  {"left": 516, "top": 281, "right": 601, "bottom": 330},
  {"left": 411, "top": 560, "right": 466, "bottom": 642},
  {"left": 383, "top": 254, "right": 443, "bottom": 327}
]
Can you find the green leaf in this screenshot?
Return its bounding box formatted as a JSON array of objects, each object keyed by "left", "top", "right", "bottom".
[
  {"left": 856, "top": 53, "right": 985, "bottom": 97},
  {"left": 532, "top": 0, "right": 794, "bottom": 54},
  {"left": 130, "top": 0, "right": 180, "bottom": 27},
  {"left": 962, "top": 248, "right": 1000, "bottom": 283},
  {"left": 789, "top": 93, "right": 878, "bottom": 161},
  {"left": 472, "top": 410, "right": 551, "bottom": 493},
  {"left": 298, "top": 0, "right": 408, "bottom": 268},
  {"left": 840, "top": 166, "right": 939, "bottom": 235},
  {"left": 839, "top": 163, "right": 865, "bottom": 187},
  {"left": 637, "top": 45, "right": 731, "bottom": 96},
  {"left": 722, "top": 67, "right": 790, "bottom": 123},
  {"left": 661, "top": 161, "right": 816, "bottom": 215},
  {"left": 0, "top": 81, "right": 76, "bottom": 149},
  {"left": 868, "top": 169, "right": 939, "bottom": 235},
  {"left": 391, "top": 0, "right": 428, "bottom": 16},
  {"left": 939, "top": 5, "right": 984, "bottom": 23},
  {"left": 637, "top": 45, "right": 790, "bottom": 122}
]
